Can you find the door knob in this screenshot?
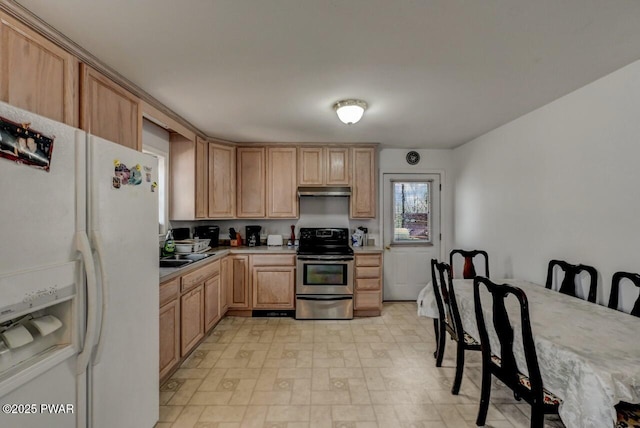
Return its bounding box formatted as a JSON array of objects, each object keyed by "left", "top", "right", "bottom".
[{"left": 385, "top": 245, "right": 391, "bottom": 250}]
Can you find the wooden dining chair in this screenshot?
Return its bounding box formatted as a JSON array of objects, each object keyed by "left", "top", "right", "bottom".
[
  {"left": 473, "top": 277, "right": 562, "bottom": 428},
  {"left": 450, "top": 249, "right": 490, "bottom": 279},
  {"left": 430, "top": 259, "right": 480, "bottom": 395},
  {"left": 608, "top": 271, "right": 640, "bottom": 317},
  {"left": 616, "top": 401, "right": 640, "bottom": 427},
  {"left": 545, "top": 259, "right": 597, "bottom": 303}
]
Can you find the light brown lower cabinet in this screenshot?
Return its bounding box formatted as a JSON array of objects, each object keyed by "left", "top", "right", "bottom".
[
  {"left": 252, "top": 266, "right": 295, "bottom": 309},
  {"left": 220, "top": 256, "right": 229, "bottom": 314},
  {"left": 251, "top": 255, "right": 295, "bottom": 310},
  {"left": 204, "top": 274, "right": 221, "bottom": 331},
  {"left": 229, "top": 255, "right": 250, "bottom": 309},
  {"left": 160, "top": 259, "right": 225, "bottom": 382},
  {"left": 180, "top": 284, "right": 204, "bottom": 356},
  {"left": 159, "top": 278, "right": 180, "bottom": 381},
  {"left": 354, "top": 253, "right": 383, "bottom": 316}
]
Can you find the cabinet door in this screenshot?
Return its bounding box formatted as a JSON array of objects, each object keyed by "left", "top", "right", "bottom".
[
  {"left": 326, "top": 147, "right": 350, "bottom": 185},
  {"left": 220, "top": 256, "right": 229, "bottom": 314},
  {"left": 159, "top": 299, "right": 180, "bottom": 381},
  {"left": 195, "top": 137, "right": 208, "bottom": 218},
  {"left": 208, "top": 143, "right": 235, "bottom": 218},
  {"left": 0, "top": 13, "right": 78, "bottom": 126},
  {"left": 351, "top": 147, "right": 376, "bottom": 218},
  {"left": 204, "top": 274, "right": 221, "bottom": 331},
  {"left": 267, "top": 147, "right": 298, "bottom": 218},
  {"left": 80, "top": 64, "right": 141, "bottom": 150},
  {"left": 169, "top": 135, "right": 208, "bottom": 220},
  {"left": 236, "top": 147, "right": 265, "bottom": 218},
  {"left": 180, "top": 284, "right": 204, "bottom": 356},
  {"left": 252, "top": 266, "right": 295, "bottom": 309},
  {"left": 298, "top": 147, "right": 324, "bottom": 186},
  {"left": 229, "top": 255, "right": 250, "bottom": 309}
]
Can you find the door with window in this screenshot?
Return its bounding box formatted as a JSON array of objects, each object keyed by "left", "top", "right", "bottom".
[{"left": 383, "top": 173, "right": 441, "bottom": 300}]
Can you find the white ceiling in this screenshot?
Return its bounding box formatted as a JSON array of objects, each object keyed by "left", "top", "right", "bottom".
[{"left": 16, "top": 0, "right": 640, "bottom": 148}]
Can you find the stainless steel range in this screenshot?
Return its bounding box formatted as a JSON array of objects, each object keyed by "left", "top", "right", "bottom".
[{"left": 295, "top": 227, "right": 354, "bottom": 320}]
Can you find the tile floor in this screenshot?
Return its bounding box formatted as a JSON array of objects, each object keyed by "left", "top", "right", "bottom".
[{"left": 156, "top": 302, "right": 565, "bottom": 428}]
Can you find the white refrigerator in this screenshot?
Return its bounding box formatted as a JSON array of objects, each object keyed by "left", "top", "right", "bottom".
[{"left": 0, "top": 101, "right": 159, "bottom": 428}]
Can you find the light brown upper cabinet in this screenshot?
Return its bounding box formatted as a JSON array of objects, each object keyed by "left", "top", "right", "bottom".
[
  {"left": 0, "top": 12, "right": 78, "bottom": 126},
  {"left": 326, "top": 147, "right": 350, "bottom": 185},
  {"left": 236, "top": 147, "right": 266, "bottom": 218},
  {"left": 267, "top": 147, "right": 298, "bottom": 218},
  {"left": 80, "top": 64, "right": 141, "bottom": 150},
  {"left": 351, "top": 147, "right": 377, "bottom": 218},
  {"left": 298, "top": 147, "right": 349, "bottom": 186},
  {"left": 170, "top": 135, "right": 208, "bottom": 220},
  {"left": 208, "top": 143, "right": 236, "bottom": 218}
]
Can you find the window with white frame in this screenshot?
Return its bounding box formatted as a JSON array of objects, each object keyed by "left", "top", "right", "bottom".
[
  {"left": 142, "top": 118, "right": 171, "bottom": 236},
  {"left": 143, "top": 146, "right": 168, "bottom": 236},
  {"left": 391, "top": 180, "right": 432, "bottom": 244}
]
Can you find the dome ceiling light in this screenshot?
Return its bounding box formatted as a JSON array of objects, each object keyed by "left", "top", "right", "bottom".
[{"left": 333, "top": 99, "right": 368, "bottom": 125}]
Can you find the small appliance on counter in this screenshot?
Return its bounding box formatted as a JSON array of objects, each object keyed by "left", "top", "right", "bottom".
[
  {"left": 172, "top": 227, "right": 190, "bottom": 240},
  {"left": 194, "top": 225, "right": 220, "bottom": 248},
  {"left": 246, "top": 225, "right": 262, "bottom": 247},
  {"left": 267, "top": 234, "right": 283, "bottom": 246}
]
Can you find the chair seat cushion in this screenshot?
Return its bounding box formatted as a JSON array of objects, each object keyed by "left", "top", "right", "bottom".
[
  {"left": 463, "top": 332, "right": 480, "bottom": 346},
  {"left": 616, "top": 402, "right": 640, "bottom": 428},
  {"left": 489, "top": 354, "right": 561, "bottom": 406}
]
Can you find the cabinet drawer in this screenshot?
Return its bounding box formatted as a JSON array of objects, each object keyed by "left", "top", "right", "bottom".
[
  {"left": 160, "top": 278, "right": 180, "bottom": 307},
  {"left": 182, "top": 260, "right": 220, "bottom": 292},
  {"left": 251, "top": 254, "right": 295, "bottom": 266},
  {"left": 355, "top": 266, "right": 381, "bottom": 279},
  {"left": 355, "top": 291, "right": 381, "bottom": 310},
  {"left": 355, "top": 254, "right": 381, "bottom": 267},
  {"left": 356, "top": 277, "right": 381, "bottom": 291}
]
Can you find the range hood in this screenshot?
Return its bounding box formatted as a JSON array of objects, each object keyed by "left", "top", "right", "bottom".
[{"left": 297, "top": 186, "right": 351, "bottom": 197}]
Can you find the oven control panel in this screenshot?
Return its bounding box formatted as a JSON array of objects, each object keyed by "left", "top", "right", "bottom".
[{"left": 299, "top": 228, "right": 349, "bottom": 242}]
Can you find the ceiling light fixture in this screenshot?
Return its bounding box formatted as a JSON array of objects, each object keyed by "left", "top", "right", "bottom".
[{"left": 333, "top": 99, "right": 368, "bottom": 125}]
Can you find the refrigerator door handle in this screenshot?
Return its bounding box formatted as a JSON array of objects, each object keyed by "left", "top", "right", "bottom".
[
  {"left": 75, "top": 231, "right": 99, "bottom": 375},
  {"left": 91, "top": 230, "right": 108, "bottom": 366}
]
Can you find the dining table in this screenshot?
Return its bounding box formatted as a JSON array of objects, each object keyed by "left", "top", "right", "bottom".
[{"left": 419, "top": 278, "right": 640, "bottom": 428}]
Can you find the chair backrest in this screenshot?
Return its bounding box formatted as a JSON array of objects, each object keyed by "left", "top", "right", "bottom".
[
  {"left": 450, "top": 249, "right": 490, "bottom": 279},
  {"left": 430, "top": 258, "right": 446, "bottom": 323},
  {"left": 431, "top": 259, "right": 464, "bottom": 340},
  {"left": 608, "top": 271, "right": 640, "bottom": 317},
  {"left": 545, "top": 259, "right": 598, "bottom": 303},
  {"left": 473, "top": 277, "right": 545, "bottom": 400}
]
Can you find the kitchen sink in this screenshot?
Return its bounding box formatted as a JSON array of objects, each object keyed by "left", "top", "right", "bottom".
[
  {"left": 159, "top": 252, "right": 215, "bottom": 267},
  {"left": 159, "top": 259, "right": 193, "bottom": 268}
]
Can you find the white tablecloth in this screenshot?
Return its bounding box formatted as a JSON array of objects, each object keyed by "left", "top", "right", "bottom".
[
  {"left": 416, "top": 281, "right": 439, "bottom": 318},
  {"left": 450, "top": 279, "right": 640, "bottom": 428}
]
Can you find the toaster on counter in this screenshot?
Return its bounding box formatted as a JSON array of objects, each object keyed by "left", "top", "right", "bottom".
[{"left": 267, "top": 235, "right": 284, "bottom": 246}]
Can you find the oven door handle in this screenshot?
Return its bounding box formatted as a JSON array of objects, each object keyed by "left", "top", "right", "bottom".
[
  {"left": 297, "top": 256, "right": 354, "bottom": 261},
  {"left": 296, "top": 295, "right": 353, "bottom": 301}
]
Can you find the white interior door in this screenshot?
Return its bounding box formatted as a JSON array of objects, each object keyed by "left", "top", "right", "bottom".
[{"left": 383, "top": 173, "right": 441, "bottom": 301}]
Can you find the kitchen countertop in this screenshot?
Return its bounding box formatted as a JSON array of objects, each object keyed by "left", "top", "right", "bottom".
[
  {"left": 353, "top": 246, "right": 384, "bottom": 253},
  {"left": 159, "top": 245, "right": 296, "bottom": 282},
  {"left": 160, "top": 245, "right": 383, "bottom": 282}
]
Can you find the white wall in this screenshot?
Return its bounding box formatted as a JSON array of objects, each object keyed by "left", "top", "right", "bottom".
[
  {"left": 452, "top": 59, "right": 640, "bottom": 303},
  {"left": 379, "top": 148, "right": 454, "bottom": 254},
  {"left": 142, "top": 120, "right": 170, "bottom": 153}
]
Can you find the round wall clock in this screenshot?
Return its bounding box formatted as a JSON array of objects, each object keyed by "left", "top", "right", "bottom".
[{"left": 406, "top": 151, "right": 420, "bottom": 165}]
